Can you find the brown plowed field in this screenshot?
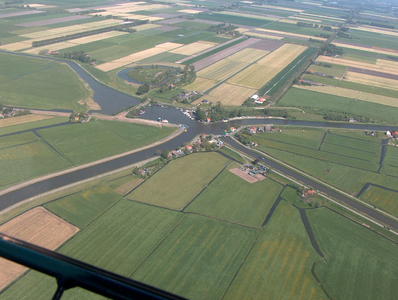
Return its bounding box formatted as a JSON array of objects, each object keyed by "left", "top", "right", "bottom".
[{"left": 0, "top": 207, "right": 78, "bottom": 291}]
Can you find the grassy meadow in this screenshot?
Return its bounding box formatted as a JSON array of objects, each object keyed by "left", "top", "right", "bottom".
[
  {"left": 224, "top": 201, "right": 326, "bottom": 300},
  {"left": 37, "top": 120, "right": 175, "bottom": 165},
  {"left": 0, "top": 53, "right": 90, "bottom": 111},
  {"left": 308, "top": 208, "right": 398, "bottom": 300},
  {"left": 132, "top": 214, "right": 258, "bottom": 300},
  {"left": 45, "top": 185, "right": 122, "bottom": 228},
  {"left": 359, "top": 185, "right": 398, "bottom": 216},
  {"left": 127, "top": 152, "right": 230, "bottom": 210},
  {"left": 185, "top": 166, "right": 283, "bottom": 228}
]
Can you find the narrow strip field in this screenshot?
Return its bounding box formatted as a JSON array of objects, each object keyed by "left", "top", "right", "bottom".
[
  {"left": 228, "top": 44, "right": 307, "bottom": 89},
  {"left": 199, "top": 83, "right": 257, "bottom": 106}
]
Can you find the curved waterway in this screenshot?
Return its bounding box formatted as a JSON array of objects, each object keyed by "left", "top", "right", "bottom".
[{"left": 1, "top": 51, "right": 398, "bottom": 230}]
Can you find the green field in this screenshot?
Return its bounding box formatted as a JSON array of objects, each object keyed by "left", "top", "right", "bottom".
[
  {"left": 224, "top": 201, "right": 326, "bottom": 300},
  {"left": 127, "top": 66, "right": 170, "bottom": 84},
  {"left": 132, "top": 214, "right": 257, "bottom": 300},
  {"left": 251, "top": 132, "right": 380, "bottom": 172},
  {"left": 185, "top": 166, "right": 283, "bottom": 228},
  {"left": 45, "top": 185, "right": 122, "bottom": 228},
  {"left": 359, "top": 185, "right": 398, "bottom": 215},
  {"left": 173, "top": 31, "right": 216, "bottom": 44},
  {"left": 127, "top": 152, "right": 230, "bottom": 210},
  {"left": 279, "top": 87, "right": 398, "bottom": 124},
  {"left": 37, "top": 120, "right": 175, "bottom": 165},
  {"left": 1, "top": 200, "right": 184, "bottom": 299},
  {"left": 0, "top": 131, "right": 71, "bottom": 189},
  {"left": 0, "top": 53, "right": 90, "bottom": 111},
  {"left": 309, "top": 63, "right": 347, "bottom": 78},
  {"left": 196, "top": 13, "right": 271, "bottom": 27},
  {"left": 328, "top": 129, "right": 381, "bottom": 142},
  {"left": 336, "top": 29, "right": 398, "bottom": 51},
  {"left": 308, "top": 208, "right": 398, "bottom": 300},
  {"left": 173, "top": 21, "right": 211, "bottom": 30},
  {"left": 323, "top": 134, "right": 381, "bottom": 153},
  {"left": 383, "top": 146, "right": 398, "bottom": 168}
]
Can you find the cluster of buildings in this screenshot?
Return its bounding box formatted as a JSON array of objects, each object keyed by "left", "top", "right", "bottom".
[
  {"left": 250, "top": 94, "right": 269, "bottom": 104},
  {"left": 0, "top": 107, "right": 15, "bottom": 118},
  {"left": 386, "top": 130, "right": 398, "bottom": 138},
  {"left": 245, "top": 125, "right": 280, "bottom": 135},
  {"left": 239, "top": 163, "right": 268, "bottom": 177}
]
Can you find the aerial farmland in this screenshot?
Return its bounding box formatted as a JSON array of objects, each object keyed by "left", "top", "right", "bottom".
[{"left": 0, "top": 0, "right": 397, "bottom": 300}]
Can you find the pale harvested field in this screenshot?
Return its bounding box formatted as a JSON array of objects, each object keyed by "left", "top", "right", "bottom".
[
  {"left": 360, "top": 12, "right": 398, "bottom": 20},
  {"left": 23, "top": 41, "right": 79, "bottom": 54},
  {"left": 228, "top": 44, "right": 307, "bottom": 89},
  {"left": 245, "top": 32, "right": 284, "bottom": 40},
  {"left": 115, "top": 178, "right": 144, "bottom": 195},
  {"left": 218, "top": 11, "right": 278, "bottom": 21},
  {"left": 255, "top": 27, "right": 326, "bottom": 40},
  {"left": 169, "top": 42, "right": 216, "bottom": 55},
  {"left": 202, "top": 83, "right": 256, "bottom": 106},
  {"left": 353, "top": 26, "right": 398, "bottom": 37},
  {"left": 288, "top": 16, "right": 322, "bottom": 23},
  {"left": 227, "top": 48, "right": 269, "bottom": 63},
  {"left": 0, "top": 207, "right": 78, "bottom": 291},
  {"left": 295, "top": 85, "right": 398, "bottom": 107},
  {"left": 133, "top": 24, "right": 162, "bottom": 31},
  {"left": 255, "top": 4, "right": 303, "bottom": 12},
  {"left": 96, "top": 42, "right": 183, "bottom": 72},
  {"left": 0, "top": 115, "right": 53, "bottom": 128},
  {"left": 0, "top": 42, "right": 31, "bottom": 51},
  {"left": 184, "top": 77, "right": 218, "bottom": 92},
  {"left": 332, "top": 42, "right": 397, "bottom": 56},
  {"left": 178, "top": 9, "right": 201, "bottom": 14},
  {"left": 72, "top": 31, "right": 128, "bottom": 44},
  {"left": 316, "top": 56, "right": 398, "bottom": 76},
  {"left": 278, "top": 19, "right": 299, "bottom": 24},
  {"left": 376, "top": 59, "right": 398, "bottom": 69},
  {"left": 229, "top": 168, "right": 257, "bottom": 183},
  {"left": 299, "top": 13, "right": 345, "bottom": 21},
  {"left": 345, "top": 71, "right": 398, "bottom": 91},
  {"left": 198, "top": 60, "right": 248, "bottom": 81},
  {"left": 236, "top": 28, "right": 251, "bottom": 33}
]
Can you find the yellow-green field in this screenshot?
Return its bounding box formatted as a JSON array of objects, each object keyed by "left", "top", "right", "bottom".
[
  {"left": 359, "top": 185, "right": 398, "bottom": 215},
  {"left": 294, "top": 85, "right": 398, "bottom": 108},
  {"left": 224, "top": 201, "right": 326, "bottom": 300},
  {"left": 184, "top": 77, "right": 218, "bottom": 92},
  {"left": 345, "top": 71, "right": 398, "bottom": 91},
  {"left": 126, "top": 152, "right": 230, "bottom": 210}
]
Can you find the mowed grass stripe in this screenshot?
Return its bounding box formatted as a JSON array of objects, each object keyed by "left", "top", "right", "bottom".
[
  {"left": 224, "top": 201, "right": 326, "bottom": 300},
  {"left": 132, "top": 214, "right": 258, "bottom": 300},
  {"left": 320, "top": 142, "right": 380, "bottom": 163},
  {"left": 324, "top": 134, "right": 381, "bottom": 153},
  {"left": 127, "top": 152, "right": 230, "bottom": 210},
  {"left": 185, "top": 166, "right": 283, "bottom": 228},
  {"left": 308, "top": 208, "right": 398, "bottom": 300},
  {"left": 359, "top": 185, "right": 398, "bottom": 215}
]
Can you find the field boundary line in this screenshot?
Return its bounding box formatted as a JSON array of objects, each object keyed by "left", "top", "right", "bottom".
[
  {"left": 230, "top": 136, "right": 398, "bottom": 224},
  {"left": 0, "top": 156, "right": 158, "bottom": 217},
  {"left": 128, "top": 215, "right": 188, "bottom": 278},
  {"left": 224, "top": 141, "right": 398, "bottom": 235}
]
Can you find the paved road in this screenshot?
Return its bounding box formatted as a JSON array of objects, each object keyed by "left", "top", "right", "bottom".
[{"left": 225, "top": 137, "right": 398, "bottom": 231}]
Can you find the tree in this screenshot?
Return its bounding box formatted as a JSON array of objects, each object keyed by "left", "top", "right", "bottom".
[
  {"left": 161, "top": 149, "right": 169, "bottom": 159},
  {"left": 195, "top": 107, "right": 206, "bottom": 121},
  {"left": 0, "top": 103, "right": 3, "bottom": 111},
  {"left": 137, "top": 83, "right": 150, "bottom": 95}
]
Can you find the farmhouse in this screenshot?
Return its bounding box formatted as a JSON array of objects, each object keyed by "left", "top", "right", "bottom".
[{"left": 254, "top": 97, "right": 266, "bottom": 104}]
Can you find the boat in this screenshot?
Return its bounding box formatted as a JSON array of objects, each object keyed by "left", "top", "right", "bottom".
[
  {"left": 162, "top": 119, "right": 169, "bottom": 123},
  {"left": 139, "top": 110, "right": 145, "bottom": 115},
  {"left": 157, "top": 117, "right": 162, "bottom": 122}
]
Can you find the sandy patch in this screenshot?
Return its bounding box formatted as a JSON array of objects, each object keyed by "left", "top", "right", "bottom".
[
  {"left": 0, "top": 207, "right": 78, "bottom": 291},
  {"left": 178, "top": 9, "right": 202, "bottom": 14},
  {"left": 0, "top": 42, "right": 32, "bottom": 51},
  {"left": 0, "top": 115, "right": 53, "bottom": 128},
  {"left": 115, "top": 178, "right": 144, "bottom": 195},
  {"left": 229, "top": 168, "right": 257, "bottom": 183},
  {"left": 316, "top": 56, "right": 398, "bottom": 76},
  {"left": 169, "top": 41, "right": 216, "bottom": 55},
  {"left": 255, "top": 27, "right": 326, "bottom": 40}
]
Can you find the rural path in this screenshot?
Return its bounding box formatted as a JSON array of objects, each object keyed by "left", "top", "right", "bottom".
[
  {"left": 0, "top": 126, "right": 185, "bottom": 198},
  {"left": 225, "top": 137, "right": 398, "bottom": 233}
]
